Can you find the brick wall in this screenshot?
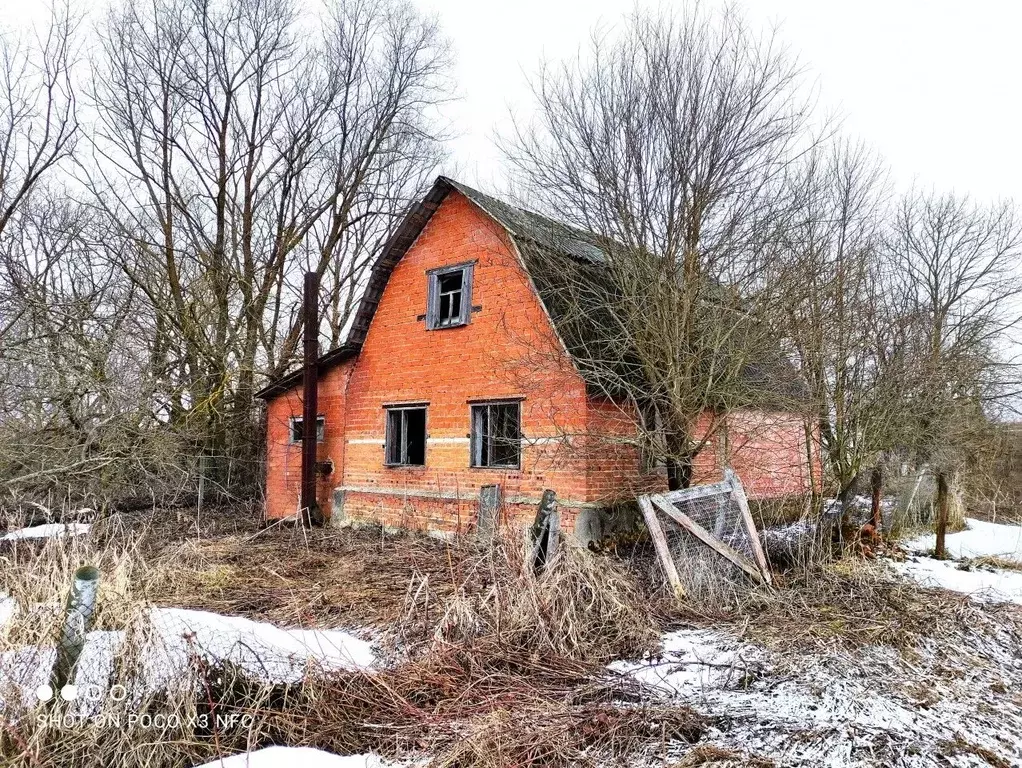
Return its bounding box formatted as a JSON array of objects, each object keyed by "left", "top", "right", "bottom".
[
  {"left": 263, "top": 363, "right": 351, "bottom": 520},
  {"left": 724, "top": 409, "right": 820, "bottom": 498}
]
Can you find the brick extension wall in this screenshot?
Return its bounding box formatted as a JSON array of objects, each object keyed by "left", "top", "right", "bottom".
[{"left": 263, "top": 190, "right": 821, "bottom": 533}]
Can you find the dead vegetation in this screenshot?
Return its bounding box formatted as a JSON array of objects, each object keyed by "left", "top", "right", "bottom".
[
  {"left": 685, "top": 558, "right": 1016, "bottom": 653},
  {"left": 148, "top": 523, "right": 466, "bottom": 629},
  {"left": 207, "top": 649, "right": 706, "bottom": 766},
  {"left": 5, "top": 504, "right": 1022, "bottom": 767},
  {"left": 395, "top": 531, "right": 659, "bottom": 662}
]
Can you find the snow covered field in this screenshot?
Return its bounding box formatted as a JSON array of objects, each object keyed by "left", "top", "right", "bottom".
[
  {"left": 614, "top": 624, "right": 1022, "bottom": 766},
  {"left": 895, "top": 517, "right": 1022, "bottom": 604}
]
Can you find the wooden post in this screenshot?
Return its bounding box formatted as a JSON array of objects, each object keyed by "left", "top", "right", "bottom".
[
  {"left": 477, "top": 484, "right": 502, "bottom": 541},
  {"left": 724, "top": 469, "right": 772, "bottom": 585},
  {"left": 935, "top": 470, "right": 949, "bottom": 559},
  {"left": 52, "top": 566, "right": 100, "bottom": 694},
  {"left": 301, "top": 272, "right": 323, "bottom": 527},
  {"left": 530, "top": 489, "right": 560, "bottom": 571},
  {"left": 870, "top": 464, "right": 883, "bottom": 532},
  {"left": 638, "top": 496, "right": 685, "bottom": 599}
]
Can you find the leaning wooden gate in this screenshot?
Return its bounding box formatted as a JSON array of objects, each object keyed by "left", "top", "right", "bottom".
[{"left": 638, "top": 469, "right": 772, "bottom": 598}]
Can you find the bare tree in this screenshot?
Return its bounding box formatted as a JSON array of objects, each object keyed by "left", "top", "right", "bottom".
[
  {"left": 888, "top": 190, "right": 1022, "bottom": 555},
  {"left": 85, "top": 0, "right": 450, "bottom": 484},
  {"left": 503, "top": 5, "right": 814, "bottom": 488},
  {"left": 770, "top": 140, "right": 905, "bottom": 508},
  {"left": 0, "top": 3, "right": 79, "bottom": 239}
]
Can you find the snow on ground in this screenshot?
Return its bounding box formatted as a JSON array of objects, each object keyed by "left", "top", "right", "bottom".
[
  {"left": 617, "top": 627, "right": 1022, "bottom": 767},
  {"left": 902, "top": 517, "right": 1022, "bottom": 561},
  {"left": 1, "top": 523, "right": 90, "bottom": 541},
  {"left": 193, "top": 747, "right": 396, "bottom": 768},
  {"left": 894, "top": 555, "right": 1022, "bottom": 604},
  {"left": 895, "top": 517, "right": 1022, "bottom": 605},
  {"left": 0, "top": 594, "right": 15, "bottom": 628},
  {"left": 146, "top": 607, "right": 376, "bottom": 685},
  {"left": 0, "top": 606, "right": 376, "bottom": 713}
]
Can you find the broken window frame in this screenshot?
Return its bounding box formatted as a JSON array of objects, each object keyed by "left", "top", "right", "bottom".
[
  {"left": 426, "top": 263, "right": 474, "bottom": 329},
  {"left": 384, "top": 405, "right": 428, "bottom": 467},
  {"left": 290, "top": 415, "right": 325, "bottom": 444},
  {"left": 470, "top": 400, "right": 522, "bottom": 469}
]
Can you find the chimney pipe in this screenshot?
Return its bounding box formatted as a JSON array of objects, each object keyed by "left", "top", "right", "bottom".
[{"left": 301, "top": 271, "right": 323, "bottom": 526}]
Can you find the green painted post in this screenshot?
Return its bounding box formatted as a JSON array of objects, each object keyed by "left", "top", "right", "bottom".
[{"left": 51, "top": 565, "right": 100, "bottom": 694}]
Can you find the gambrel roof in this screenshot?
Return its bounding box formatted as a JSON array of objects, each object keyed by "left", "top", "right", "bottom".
[{"left": 258, "top": 176, "right": 807, "bottom": 406}]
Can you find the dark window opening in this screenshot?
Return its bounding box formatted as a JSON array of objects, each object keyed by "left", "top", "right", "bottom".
[
  {"left": 427, "top": 264, "right": 473, "bottom": 329},
  {"left": 290, "top": 415, "right": 325, "bottom": 444},
  {"left": 471, "top": 402, "right": 521, "bottom": 469},
  {"left": 437, "top": 271, "right": 463, "bottom": 326},
  {"left": 386, "top": 407, "right": 427, "bottom": 466}
]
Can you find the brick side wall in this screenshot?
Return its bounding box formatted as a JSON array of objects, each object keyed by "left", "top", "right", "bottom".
[
  {"left": 264, "top": 363, "right": 351, "bottom": 520},
  {"left": 724, "top": 409, "right": 819, "bottom": 498}
]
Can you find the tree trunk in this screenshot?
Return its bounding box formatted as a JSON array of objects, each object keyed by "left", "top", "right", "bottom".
[
  {"left": 870, "top": 464, "right": 883, "bottom": 532},
  {"left": 935, "top": 470, "right": 949, "bottom": 559},
  {"left": 666, "top": 457, "right": 692, "bottom": 491}
]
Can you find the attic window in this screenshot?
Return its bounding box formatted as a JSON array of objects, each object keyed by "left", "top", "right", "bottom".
[
  {"left": 470, "top": 401, "right": 521, "bottom": 469},
  {"left": 427, "top": 264, "right": 473, "bottom": 329},
  {"left": 290, "top": 415, "right": 325, "bottom": 444},
  {"left": 385, "top": 406, "right": 427, "bottom": 466}
]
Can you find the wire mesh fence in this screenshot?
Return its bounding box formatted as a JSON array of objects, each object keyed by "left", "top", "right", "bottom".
[{"left": 639, "top": 469, "right": 771, "bottom": 603}]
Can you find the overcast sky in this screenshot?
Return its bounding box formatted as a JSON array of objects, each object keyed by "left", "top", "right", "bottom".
[{"left": 5, "top": 0, "right": 1021, "bottom": 201}]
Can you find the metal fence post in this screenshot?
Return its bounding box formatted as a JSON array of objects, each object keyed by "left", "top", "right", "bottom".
[{"left": 52, "top": 565, "right": 101, "bottom": 694}]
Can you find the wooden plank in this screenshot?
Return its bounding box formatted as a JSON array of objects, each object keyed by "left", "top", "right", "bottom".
[
  {"left": 638, "top": 496, "right": 685, "bottom": 599},
  {"left": 658, "top": 479, "right": 732, "bottom": 505},
  {"left": 650, "top": 494, "right": 765, "bottom": 584},
  {"left": 531, "top": 489, "right": 559, "bottom": 571},
  {"left": 725, "top": 469, "right": 773, "bottom": 586},
  {"left": 477, "top": 484, "right": 502, "bottom": 541}
]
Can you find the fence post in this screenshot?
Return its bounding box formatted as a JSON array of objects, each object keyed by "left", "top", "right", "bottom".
[
  {"left": 935, "top": 471, "right": 949, "bottom": 559},
  {"left": 52, "top": 566, "right": 101, "bottom": 694}
]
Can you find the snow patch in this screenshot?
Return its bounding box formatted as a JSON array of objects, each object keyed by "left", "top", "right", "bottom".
[
  {"left": 902, "top": 517, "right": 1022, "bottom": 562},
  {"left": 895, "top": 517, "right": 1022, "bottom": 605},
  {"left": 1, "top": 523, "right": 90, "bottom": 541},
  {"left": 893, "top": 555, "right": 1022, "bottom": 604},
  {"left": 618, "top": 627, "right": 1022, "bottom": 766},
  {"left": 146, "top": 607, "right": 376, "bottom": 686},
  {"left": 192, "top": 747, "right": 395, "bottom": 768},
  {"left": 0, "top": 595, "right": 15, "bottom": 628},
  {"left": 0, "top": 607, "right": 376, "bottom": 713}
]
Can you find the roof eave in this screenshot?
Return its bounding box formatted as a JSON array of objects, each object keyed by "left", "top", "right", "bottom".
[{"left": 255, "top": 342, "right": 362, "bottom": 401}]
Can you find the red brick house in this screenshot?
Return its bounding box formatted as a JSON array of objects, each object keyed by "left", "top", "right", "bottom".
[{"left": 256, "top": 177, "right": 819, "bottom": 539}]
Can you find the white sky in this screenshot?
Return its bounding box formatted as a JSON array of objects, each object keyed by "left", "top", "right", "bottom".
[{"left": 4, "top": 0, "right": 1021, "bottom": 201}]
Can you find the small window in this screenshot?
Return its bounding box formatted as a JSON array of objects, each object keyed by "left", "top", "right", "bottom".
[
  {"left": 427, "top": 264, "right": 473, "bottom": 329},
  {"left": 470, "top": 401, "right": 521, "bottom": 469},
  {"left": 290, "top": 415, "right": 325, "bottom": 444},
  {"left": 385, "top": 406, "right": 427, "bottom": 466}
]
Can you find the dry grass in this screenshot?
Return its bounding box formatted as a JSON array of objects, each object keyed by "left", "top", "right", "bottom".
[
  {"left": 146, "top": 523, "right": 467, "bottom": 629},
  {"left": 672, "top": 745, "right": 776, "bottom": 767},
  {"left": 969, "top": 555, "right": 1022, "bottom": 572},
  {"left": 0, "top": 513, "right": 680, "bottom": 768},
  {"left": 207, "top": 645, "right": 706, "bottom": 766},
  {"left": 672, "top": 557, "right": 1020, "bottom": 654},
  {"left": 396, "top": 531, "right": 659, "bottom": 663},
  {"left": 6, "top": 501, "right": 1017, "bottom": 767}
]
